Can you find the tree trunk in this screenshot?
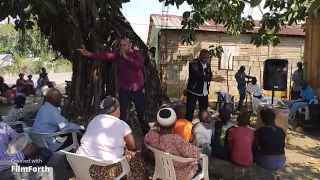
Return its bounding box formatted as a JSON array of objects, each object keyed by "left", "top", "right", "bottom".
[{"left": 37, "top": 1, "right": 164, "bottom": 124}]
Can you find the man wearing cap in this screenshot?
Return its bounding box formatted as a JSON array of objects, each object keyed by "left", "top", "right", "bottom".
[
  {"left": 291, "top": 62, "right": 303, "bottom": 100},
  {"left": 78, "top": 37, "right": 150, "bottom": 135},
  {"left": 186, "top": 49, "right": 226, "bottom": 121},
  {"left": 145, "top": 107, "right": 202, "bottom": 180}
]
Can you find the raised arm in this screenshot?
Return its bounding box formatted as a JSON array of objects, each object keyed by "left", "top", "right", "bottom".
[{"left": 78, "top": 48, "right": 117, "bottom": 61}]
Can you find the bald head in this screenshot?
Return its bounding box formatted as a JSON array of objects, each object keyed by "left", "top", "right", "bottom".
[
  {"left": 46, "top": 88, "right": 62, "bottom": 107},
  {"left": 120, "top": 38, "right": 132, "bottom": 53}
]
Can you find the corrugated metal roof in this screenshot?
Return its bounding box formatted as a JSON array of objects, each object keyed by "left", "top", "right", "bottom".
[{"left": 150, "top": 14, "right": 305, "bottom": 36}]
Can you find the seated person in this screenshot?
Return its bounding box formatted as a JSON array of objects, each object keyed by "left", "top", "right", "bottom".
[
  {"left": 288, "top": 80, "right": 315, "bottom": 119},
  {"left": 254, "top": 108, "right": 286, "bottom": 170},
  {"left": 0, "top": 122, "right": 71, "bottom": 180},
  {"left": 32, "top": 88, "right": 84, "bottom": 152},
  {"left": 0, "top": 76, "right": 17, "bottom": 103},
  {"left": 77, "top": 96, "right": 148, "bottom": 179},
  {"left": 2, "top": 96, "right": 34, "bottom": 132},
  {"left": 26, "top": 75, "right": 35, "bottom": 94},
  {"left": 246, "top": 77, "right": 263, "bottom": 114},
  {"left": 145, "top": 107, "right": 202, "bottom": 180},
  {"left": 228, "top": 112, "right": 254, "bottom": 166},
  {"left": 211, "top": 107, "right": 236, "bottom": 160},
  {"left": 192, "top": 109, "right": 214, "bottom": 156},
  {"left": 26, "top": 75, "right": 34, "bottom": 87},
  {"left": 16, "top": 73, "right": 33, "bottom": 96},
  {"left": 172, "top": 104, "right": 193, "bottom": 142},
  {"left": 180, "top": 90, "right": 187, "bottom": 104},
  {"left": 2, "top": 96, "right": 26, "bottom": 123}
]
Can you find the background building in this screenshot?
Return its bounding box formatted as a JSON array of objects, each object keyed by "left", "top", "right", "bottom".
[{"left": 147, "top": 14, "right": 305, "bottom": 100}]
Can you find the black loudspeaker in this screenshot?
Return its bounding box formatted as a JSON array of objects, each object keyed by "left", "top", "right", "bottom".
[{"left": 263, "top": 59, "right": 288, "bottom": 91}]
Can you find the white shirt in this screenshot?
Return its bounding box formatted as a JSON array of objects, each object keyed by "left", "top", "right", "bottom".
[
  {"left": 247, "top": 83, "right": 261, "bottom": 96},
  {"left": 76, "top": 114, "right": 132, "bottom": 161},
  {"left": 202, "top": 63, "right": 208, "bottom": 96}
]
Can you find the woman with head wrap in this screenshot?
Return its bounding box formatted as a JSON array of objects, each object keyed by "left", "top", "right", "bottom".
[
  {"left": 76, "top": 96, "right": 149, "bottom": 179},
  {"left": 144, "top": 107, "right": 202, "bottom": 180}
]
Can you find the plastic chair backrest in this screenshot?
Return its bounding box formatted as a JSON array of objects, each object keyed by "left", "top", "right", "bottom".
[
  {"left": 145, "top": 144, "right": 198, "bottom": 180},
  {"left": 0, "top": 161, "right": 22, "bottom": 180},
  {"left": 25, "top": 130, "right": 49, "bottom": 149},
  {"left": 215, "top": 92, "right": 225, "bottom": 102},
  {"left": 309, "top": 98, "right": 318, "bottom": 104},
  {"left": 60, "top": 150, "right": 130, "bottom": 180},
  {"left": 261, "top": 97, "right": 285, "bottom": 105}
]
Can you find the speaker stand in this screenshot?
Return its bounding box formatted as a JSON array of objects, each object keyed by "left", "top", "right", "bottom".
[{"left": 271, "top": 88, "right": 275, "bottom": 105}]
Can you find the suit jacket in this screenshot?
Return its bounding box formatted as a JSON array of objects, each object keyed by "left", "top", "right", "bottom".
[{"left": 187, "top": 59, "right": 213, "bottom": 95}]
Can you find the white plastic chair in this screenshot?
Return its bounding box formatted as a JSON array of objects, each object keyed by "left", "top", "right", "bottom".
[
  {"left": 145, "top": 144, "right": 209, "bottom": 180},
  {"left": 25, "top": 130, "right": 80, "bottom": 152},
  {"left": 260, "top": 96, "right": 285, "bottom": 105},
  {"left": 60, "top": 150, "right": 130, "bottom": 180},
  {"left": 0, "top": 160, "right": 21, "bottom": 180},
  {"left": 297, "top": 98, "right": 318, "bottom": 120}
]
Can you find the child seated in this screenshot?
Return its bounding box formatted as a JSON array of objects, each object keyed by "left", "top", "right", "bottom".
[
  {"left": 180, "top": 90, "right": 187, "bottom": 104},
  {"left": 228, "top": 112, "right": 254, "bottom": 166},
  {"left": 172, "top": 104, "right": 193, "bottom": 142},
  {"left": 192, "top": 109, "right": 214, "bottom": 156},
  {"left": 212, "top": 107, "right": 236, "bottom": 160}
]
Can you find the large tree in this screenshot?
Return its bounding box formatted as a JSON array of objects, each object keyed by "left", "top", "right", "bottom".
[{"left": 0, "top": 0, "right": 318, "bottom": 122}]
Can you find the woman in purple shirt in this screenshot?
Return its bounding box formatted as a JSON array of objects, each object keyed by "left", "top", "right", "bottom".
[{"left": 78, "top": 38, "right": 150, "bottom": 135}]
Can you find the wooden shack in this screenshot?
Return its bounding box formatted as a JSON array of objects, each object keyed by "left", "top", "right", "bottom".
[{"left": 304, "top": 11, "right": 320, "bottom": 96}]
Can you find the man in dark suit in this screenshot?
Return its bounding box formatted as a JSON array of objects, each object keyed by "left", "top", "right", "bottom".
[{"left": 185, "top": 49, "right": 226, "bottom": 121}]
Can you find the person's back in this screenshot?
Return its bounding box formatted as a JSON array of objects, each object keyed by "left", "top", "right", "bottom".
[
  {"left": 172, "top": 119, "right": 193, "bottom": 142},
  {"left": 3, "top": 107, "right": 24, "bottom": 123},
  {"left": 145, "top": 107, "right": 201, "bottom": 180},
  {"left": 255, "top": 125, "right": 285, "bottom": 156},
  {"left": 77, "top": 114, "right": 131, "bottom": 161},
  {"left": 254, "top": 108, "right": 286, "bottom": 171},
  {"left": 3, "top": 96, "right": 26, "bottom": 123},
  {"left": 33, "top": 102, "right": 63, "bottom": 133},
  {"left": 172, "top": 105, "right": 192, "bottom": 142},
  {"left": 300, "top": 86, "right": 315, "bottom": 101},
  {"left": 193, "top": 121, "right": 214, "bottom": 155},
  {"left": 228, "top": 113, "right": 254, "bottom": 166},
  {"left": 145, "top": 130, "right": 200, "bottom": 177}
]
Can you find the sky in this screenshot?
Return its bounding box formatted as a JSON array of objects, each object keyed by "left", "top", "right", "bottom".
[{"left": 121, "top": 0, "right": 267, "bottom": 43}]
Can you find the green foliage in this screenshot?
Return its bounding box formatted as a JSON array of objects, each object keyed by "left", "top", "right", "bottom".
[
  {"left": 0, "top": 24, "right": 18, "bottom": 53},
  {"left": 161, "top": 0, "right": 317, "bottom": 48},
  {"left": 0, "top": 22, "right": 70, "bottom": 75},
  {"left": 29, "top": 60, "right": 43, "bottom": 74},
  {"left": 208, "top": 45, "right": 224, "bottom": 59}
]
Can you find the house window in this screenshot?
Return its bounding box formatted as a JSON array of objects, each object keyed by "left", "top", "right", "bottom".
[{"left": 219, "top": 45, "right": 239, "bottom": 70}]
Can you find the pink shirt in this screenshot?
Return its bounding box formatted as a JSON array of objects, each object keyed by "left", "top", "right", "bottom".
[
  {"left": 90, "top": 49, "right": 144, "bottom": 91},
  {"left": 228, "top": 127, "right": 254, "bottom": 166}
]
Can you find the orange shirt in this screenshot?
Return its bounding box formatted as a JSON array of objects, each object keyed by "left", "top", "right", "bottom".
[{"left": 172, "top": 119, "right": 193, "bottom": 142}]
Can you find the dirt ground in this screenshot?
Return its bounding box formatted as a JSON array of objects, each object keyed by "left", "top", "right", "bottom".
[
  {"left": 279, "top": 129, "right": 320, "bottom": 179},
  {"left": 1, "top": 92, "right": 319, "bottom": 180}
]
